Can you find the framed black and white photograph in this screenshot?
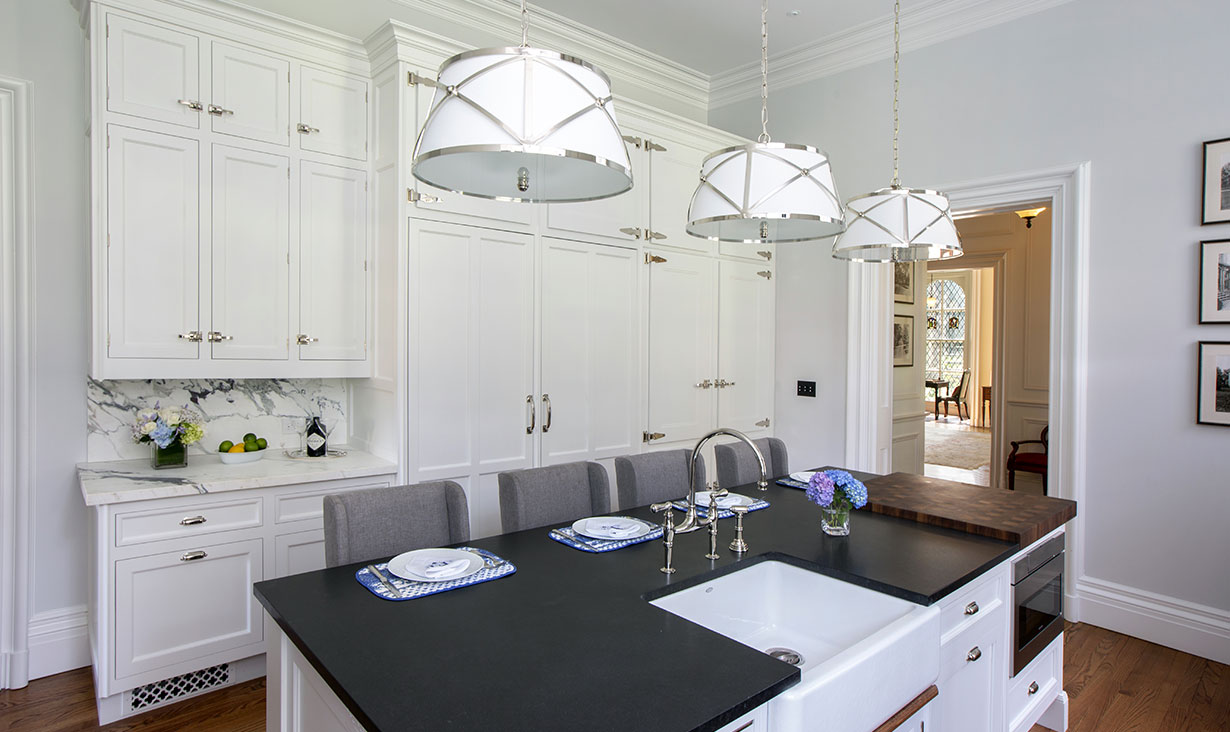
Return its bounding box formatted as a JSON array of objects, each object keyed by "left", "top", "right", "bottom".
[
  {"left": 1202, "top": 137, "right": 1230, "bottom": 225},
  {"left": 1199, "top": 239, "right": 1230, "bottom": 323},
  {"left": 893, "top": 262, "right": 914, "bottom": 304},
  {"left": 893, "top": 314, "right": 914, "bottom": 367},
  {"left": 1197, "top": 341, "right": 1230, "bottom": 426}
]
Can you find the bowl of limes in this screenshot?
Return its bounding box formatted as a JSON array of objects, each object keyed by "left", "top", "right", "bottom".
[{"left": 218, "top": 433, "right": 269, "bottom": 464}]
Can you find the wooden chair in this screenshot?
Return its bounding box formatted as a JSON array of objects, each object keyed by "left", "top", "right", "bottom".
[
  {"left": 1006, "top": 426, "right": 1048, "bottom": 495},
  {"left": 937, "top": 370, "right": 971, "bottom": 421}
]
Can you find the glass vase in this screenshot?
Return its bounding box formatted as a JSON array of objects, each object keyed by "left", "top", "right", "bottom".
[
  {"left": 151, "top": 440, "right": 187, "bottom": 470},
  {"left": 820, "top": 505, "right": 851, "bottom": 536}
]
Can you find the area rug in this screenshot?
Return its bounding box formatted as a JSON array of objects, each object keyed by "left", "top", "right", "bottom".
[{"left": 924, "top": 423, "right": 991, "bottom": 470}]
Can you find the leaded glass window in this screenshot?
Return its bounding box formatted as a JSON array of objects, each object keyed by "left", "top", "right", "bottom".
[{"left": 926, "top": 279, "right": 966, "bottom": 394}]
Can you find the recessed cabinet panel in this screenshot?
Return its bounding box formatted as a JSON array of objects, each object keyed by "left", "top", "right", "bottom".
[
  {"left": 649, "top": 140, "right": 713, "bottom": 253},
  {"left": 273, "top": 529, "right": 326, "bottom": 577},
  {"left": 106, "top": 125, "right": 200, "bottom": 360},
  {"left": 211, "top": 43, "right": 290, "bottom": 146},
  {"left": 717, "top": 261, "right": 774, "bottom": 435},
  {"left": 299, "top": 66, "right": 367, "bottom": 160},
  {"left": 647, "top": 251, "right": 718, "bottom": 443},
  {"left": 935, "top": 614, "right": 1003, "bottom": 732},
  {"left": 211, "top": 145, "right": 290, "bottom": 360},
  {"left": 543, "top": 132, "right": 644, "bottom": 245},
  {"left": 299, "top": 162, "right": 367, "bottom": 361},
  {"left": 106, "top": 15, "right": 200, "bottom": 128}
]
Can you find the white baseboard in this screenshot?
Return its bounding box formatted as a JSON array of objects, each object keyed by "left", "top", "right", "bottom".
[
  {"left": 28, "top": 605, "right": 91, "bottom": 680},
  {"left": 1072, "top": 576, "right": 1230, "bottom": 665}
]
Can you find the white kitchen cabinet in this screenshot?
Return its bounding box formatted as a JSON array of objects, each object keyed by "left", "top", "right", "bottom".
[
  {"left": 211, "top": 145, "right": 290, "bottom": 360},
  {"left": 298, "top": 66, "right": 368, "bottom": 160},
  {"left": 647, "top": 250, "right": 718, "bottom": 444},
  {"left": 298, "top": 161, "right": 368, "bottom": 361},
  {"left": 105, "top": 124, "right": 201, "bottom": 361},
  {"left": 935, "top": 611, "right": 1005, "bottom": 732},
  {"left": 719, "top": 241, "right": 776, "bottom": 264},
  {"left": 273, "top": 529, "right": 326, "bottom": 577},
  {"left": 542, "top": 129, "right": 647, "bottom": 246},
  {"left": 105, "top": 14, "right": 201, "bottom": 128},
  {"left": 540, "top": 239, "right": 641, "bottom": 466},
  {"left": 647, "top": 137, "right": 713, "bottom": 253},
  {"left": 717, "top": 260, "right": 775, "bottom": 435},
  {"left": 210, "top": 42, "right": 290, "bottom": 146}
]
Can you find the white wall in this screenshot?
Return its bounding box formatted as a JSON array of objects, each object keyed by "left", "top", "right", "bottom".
[{"left": 711, "top": 0, "right": 1230, "bottom": 659}]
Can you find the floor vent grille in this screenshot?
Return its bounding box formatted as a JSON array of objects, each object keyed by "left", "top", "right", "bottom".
[{"left": 128, "top": 663, "right": 231, "bottom": 712}]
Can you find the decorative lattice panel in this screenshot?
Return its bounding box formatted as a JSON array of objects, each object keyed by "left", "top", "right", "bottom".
[{"left": 128, "top": 664, "right": 230, "bottom": 712}]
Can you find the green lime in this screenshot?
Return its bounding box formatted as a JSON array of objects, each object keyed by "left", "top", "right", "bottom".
[
  {"left": 256, "top": 437, "right": 268, "bottom": 450},
  {"left": 218, "top": 440, "right": 234, "bottom": 453},
  {"left": 243, "top": 432, "right": 257, "bottom": 443}
]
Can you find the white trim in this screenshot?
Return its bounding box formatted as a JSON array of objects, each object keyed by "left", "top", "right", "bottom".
[
  {"left": 0, "top": 75, "right": 34, "bottom": 690},
  {"left": 710, "top": 0, "right": 1078, "bottom": 107},
  {"left": 845, "top": 264, "right": 893, "bottom": 473},
  {"left": 28, "top": 606, "right": 92, "bottom": 681},
  {"left": 1072, "top": 577, "right": 1230, "bottom": 666}
]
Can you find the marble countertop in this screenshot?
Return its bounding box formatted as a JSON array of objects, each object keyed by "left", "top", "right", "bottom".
[{"left": 77, "top": 447, "right": 398, "bottom": 506}]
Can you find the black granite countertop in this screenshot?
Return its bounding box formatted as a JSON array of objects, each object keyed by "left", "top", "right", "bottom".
[{"left": 253, "top": 473, "right": 1022, "bottom": 732}]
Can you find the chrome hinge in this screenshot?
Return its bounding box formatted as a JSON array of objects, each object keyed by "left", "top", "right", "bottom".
[
  {"left": 755, "top": 418, "right": 770, "bottom": 428},
  {"left": 643, "top": 431, "right": 666, "bottom": 443},
  {"left": 408, "top": 188, "right": 441, "bottom": 204},
  {"left": 757, "top": 250, "right": 772, "bottom": 261},
  {"left": 645, "top": 253, "right": 667, "bottom": 264},
  {"left": 407, "top": 72, "right": 443, "bottom": 89},
  {"left": 621, "top": 134, "right": 643, "bottom": 149},
  {"left": 647, "top": 230, "right": 667, "bottom": 240},
  {"left": 756, "top": 270, "right": 772, "bottom": 280},
  {"left": 645, "top": 140, "right": 667, "bottom": 152},
  {"left": 618, "top": 226, "right": 642, "bottom": 240}
]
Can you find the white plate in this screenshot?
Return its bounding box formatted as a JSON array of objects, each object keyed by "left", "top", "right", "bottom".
[
  {"left": 572, "top": 516, "right": 652, "bottom": 541},
  {"left": 789, "top": 471, "right": 818, "bottom": 484},
  {"left": 386, "top": 548, "right": 484, "bottom": 583},
  {"left": 219, "top": 450, "right": 265, "bottom": 465},
  {"left": 694, "top": 491, "right": 755, "bottom": 510}
]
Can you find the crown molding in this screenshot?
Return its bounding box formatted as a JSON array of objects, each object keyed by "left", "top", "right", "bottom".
[
  {"left": 710, "top": 0, "right": 1077, "bottom": 108},
  {"left": 386, "top": 0, "right": 710, "bottom": 118}
]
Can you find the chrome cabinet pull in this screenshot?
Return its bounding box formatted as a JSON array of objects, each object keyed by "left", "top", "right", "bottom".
[
  {"left": 206, "top": 331, "right": 232, "bottom": 342},
  {"left": 755, "top": 418, "right": 770, "bottom": 428},
  {"left": 965, "top": 601, "right": 980, "bottom": 616},
  {"left": 180, "top": 551, "right": 207, "bottom": 562},
  {"left": 644, "top": 140, "right": 667, "bottom": 152},
  {"left": 525, "top": 395, "right": 535, "bottom": 434},
  {"left": 296, "top": 122, "right": 320, "bottom": 134},
  {"left": 542, "top": 394, "right": 552, "bottom": 433},
  {"left": 643, "top": 431, "right": 665, "bottom": 442},
  {"left": 966, "top": 646, "right": 982, "bottom": 662},
  {"left": 756, "top": 270, "right": 773, "bottom": 280},
  {"left": 176, "top": 99, "right": 203, "bottom": 111},
  {"left": 647, "top": 230, "right": 667, "bottom": 240},
  {"left": 296, "top": 334, "right": 318, "bottom": 345},
  {"left": 618, "top": 226, "right": 642, "bottom": 239},
  {"left": 177, "top": 330, "right": 203, "bottom": 342},
  {"left": 207, "top": 104, "right": 234, "bottom": 116},
  {"left": 694, "top": 379, "right": 713, "bottom": 389},
  {"left": 179, "top": 515, "right": 207, "bottom": 526},
  {"left": 1027, "top": 681, "right": 1039, "bottom": 695}
]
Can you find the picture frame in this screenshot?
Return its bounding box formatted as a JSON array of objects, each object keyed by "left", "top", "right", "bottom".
[
  {"left": 893, "top": 314, "right": 914, "bottom": 368},
  {"left": 1202, "top": 137, "right": 1230, "bottom": 225},
  {"left": 1199, "top": 239, "right": 1230, "bottom": 323},
  {"left": 1196, "top": 341, "right": 1230, "bottom": 426},
  {"left": 893, "top": 261, "right": 914, "bottom": 304}
]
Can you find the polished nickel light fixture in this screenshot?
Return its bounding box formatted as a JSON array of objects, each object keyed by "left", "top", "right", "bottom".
[
  {"left": 831, "top": 0, "right": 962, "bottom": 262},
  {"left": 686, "top": 0, "right": 843, "bottom": 243},
  {"left": 411, "top": 0, "right": 633, "bottom": 203}
]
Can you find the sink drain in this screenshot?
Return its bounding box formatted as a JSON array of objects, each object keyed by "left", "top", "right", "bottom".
[{"left": 765, "top": 647, "right": 805, "bottom": 666}]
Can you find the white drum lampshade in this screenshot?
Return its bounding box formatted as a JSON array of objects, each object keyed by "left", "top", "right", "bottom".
[
  {"left": 686, "top": 142, "right": 844, "bottom": 243},
  {"left": 411, "top": 47, "right": 633, "bottom": 203},
  {"left": 831, "top": 186, "right": 962, "bottom": 262}
]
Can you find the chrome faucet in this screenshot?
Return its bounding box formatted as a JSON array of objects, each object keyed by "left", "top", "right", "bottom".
[{"left": 675, "top": 428, "right": 769, "bottom": 534}]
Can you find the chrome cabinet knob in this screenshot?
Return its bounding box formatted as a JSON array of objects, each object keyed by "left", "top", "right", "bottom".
[
  {"left": 1027, "top": 681, "right": 1039, "bottom": 695},
  {"left": 177, "top": 330, "right": 203, "bottom": 342},
  {"left": 966, "top": 646, "right": 982, "bottom": 662},
  {"left": 965, "top": 601, "right": 979, "bottom": 616},
  {"left": 296, "top": 123, "right": 320, "bottom": 134},
  {"left": 296, "top": 334, "right": 318, "bottom": 345}
]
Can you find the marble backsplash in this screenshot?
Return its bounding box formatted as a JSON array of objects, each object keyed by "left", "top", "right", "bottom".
[{"left": 87, "top": 378, "right": 348, "bottom": 461}]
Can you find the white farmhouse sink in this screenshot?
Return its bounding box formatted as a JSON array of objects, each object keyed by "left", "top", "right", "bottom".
[{"left": 650, "top": 560, "right": 940, "bottom": 732}]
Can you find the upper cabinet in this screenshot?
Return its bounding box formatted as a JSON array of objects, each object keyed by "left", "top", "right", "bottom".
[
  {"left": 210, "top": 43, "right": 290, "bottom": 146},
  {"left": 105, "top": 15, "right": 201, "bottom": 128},
  {"left": 298, "top": 67, "right": 368, "bottom": 160}
]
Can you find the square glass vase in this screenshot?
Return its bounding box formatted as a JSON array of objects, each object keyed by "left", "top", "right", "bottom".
[{"left": 151, "top": 441, "right": 188, "bottom": 470}]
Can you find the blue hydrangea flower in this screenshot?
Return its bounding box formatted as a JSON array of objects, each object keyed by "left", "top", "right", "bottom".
[{"left": 150, "top": 420, "right": 176, "bottom": 449}]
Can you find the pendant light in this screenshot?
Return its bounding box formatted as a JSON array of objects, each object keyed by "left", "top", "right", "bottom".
[
  {"left": 411, "top": 0, "right": 633, "bottom": 203},
  {"left": 686, "top": 0, "right": 843, "bottom": 244},
  {"left": 831, "top": 0, "right": 962, "bottom": 262}
]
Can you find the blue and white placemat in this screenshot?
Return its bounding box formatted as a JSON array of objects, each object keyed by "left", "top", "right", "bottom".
[
  {"left": 776, "top": 477, "right": 809, "bottom": 489},
  {"left": 548, "top": 520, "right": 663, "bottom": 553},
  {"left": 670, "top": 497, "right": 771, "bottom": 519},
  {"left": 355, "top": 547, "right": 516, "bottom": 601}
]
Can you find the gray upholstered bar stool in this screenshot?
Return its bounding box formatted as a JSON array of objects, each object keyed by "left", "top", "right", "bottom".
[
  {"left": 497, "top": 461, "right": 610, "bottom": 533},
  {"left": 713, "top": 437, "right": 789, "bottom": 490},
  {"left": 614, "top": 450, "right": 707, "bottom": 509},
  {"left": 323, "top": 481, "right": 470, "bottom": 568}
]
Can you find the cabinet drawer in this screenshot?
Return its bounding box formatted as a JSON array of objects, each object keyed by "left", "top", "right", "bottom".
[
  {"left": 273, "top": 481, "right": 391, "bottom": 524},
  {"left": 715, "top": 704, "right": 766, "bottom": 732},
  {"left": 115, "top": 498, "right": 263, "bottom": 547},
  {"left": 940, "top": 565, "right": 1008, "bottom": 642},
  {"left": 1007, "top": 635, "right": 1062, "bottom": 732}
]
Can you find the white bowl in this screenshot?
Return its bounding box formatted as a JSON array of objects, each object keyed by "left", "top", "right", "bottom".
[{"left": 219, "top": 450, "right": 265, "bottom": 465}]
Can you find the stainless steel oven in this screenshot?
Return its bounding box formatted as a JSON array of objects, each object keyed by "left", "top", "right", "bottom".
[{"left": 1011, "top": 532, "right": 1064, "bottom": 676}]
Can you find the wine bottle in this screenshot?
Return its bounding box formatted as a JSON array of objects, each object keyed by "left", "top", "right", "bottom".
[{"left": 305, "top": 416, "right": 327, "bottom": 457}]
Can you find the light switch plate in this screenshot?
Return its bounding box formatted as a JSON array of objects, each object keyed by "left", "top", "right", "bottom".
[{"left": 797, "top": 380, "right": 816, "bottom": 397}]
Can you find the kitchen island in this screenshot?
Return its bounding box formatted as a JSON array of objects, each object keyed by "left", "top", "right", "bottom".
[{"left": 253, "top": 470, "right": 1074, "bottom": 732}]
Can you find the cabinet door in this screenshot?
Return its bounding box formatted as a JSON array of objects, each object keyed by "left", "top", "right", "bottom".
[
  {"left": 299, "top": 161, "right": 367, "bottom": 361},
  {"left": 717, "top": 261, "right": 774, "bottom": 435},
  {"left": 541, "top": 239, "right": 640, "bottom": 466},
  {"left": 646, "top": 250, "right": 717, "bottom": 443},
  {"left": 647, "top": 138, "right": 713, "bottom": 253},
  {"left": 273, "top": 529, "right": 325, "bottom": 577},
  {"left": 114, "top": 538, "right": 264, "bottom": 681},
  {"left": 105, "top": 14, "right": 201, "bottom": 128},
  {"left": 935, "top": 620, "right": 1004, "bottom": 732},
  {"left": 211, "top": 42, "right": 290, "bottom": 146},
  {"left": 298, "top": 66, "right": 367, "bottom": 160},
  {"left": 211, "top": 145, "right": 290, "bottom": 360},
  {"left": 106, "top": 125, "right": 201, "bottom": 360},
  {"left": 543, "top": 134, "right": 645, "bottom": 246}
]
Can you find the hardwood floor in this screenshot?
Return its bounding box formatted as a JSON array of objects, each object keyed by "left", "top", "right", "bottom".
[{"left": 2, "top": 623, "right": 1225, "bottom": 731}]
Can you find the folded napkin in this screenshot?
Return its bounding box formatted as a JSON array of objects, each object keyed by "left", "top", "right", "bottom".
[
  {"left": 585, "top": 520, "right": 641, "bottom": 539},
  {"left": 408, "top": 557, "right": 470, "bottom": 580}
]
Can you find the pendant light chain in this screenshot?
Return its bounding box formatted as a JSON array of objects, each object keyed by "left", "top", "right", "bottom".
[
  {"left": 520, "top": 0, "right": 529, "bottom": 47},
  {"left": 891, "top": 0, "right": 901, "bottom": 188},
  {"left": 759, "top": 0, "right": 771, "bottom": 143}
]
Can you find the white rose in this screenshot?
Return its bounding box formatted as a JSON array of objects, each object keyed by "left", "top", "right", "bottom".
[
  {"left": 140, "top": 422, "right": 157, "bottom": 435},
  {"left": 160, "top": 407, "right": 182, "bottom": 426}
]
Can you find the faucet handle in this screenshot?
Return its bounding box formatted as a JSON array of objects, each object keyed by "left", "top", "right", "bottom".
[
  {"left": 650, "top": 502, "right": 673, "bottom": 514},
  {"left": 650, "top": 502, "right": 676, "bottom": 529},
  {"left": 731, "top": 505, "right": 749, "bottom": 517}
]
